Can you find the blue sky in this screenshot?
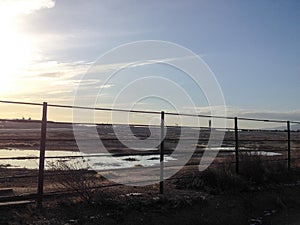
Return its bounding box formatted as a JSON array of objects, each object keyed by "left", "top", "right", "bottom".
[{"left": 0, "top": 0, "right": 299, "bottom": 124}]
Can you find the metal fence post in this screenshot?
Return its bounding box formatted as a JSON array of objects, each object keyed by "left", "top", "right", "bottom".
[
  {"left": 234, "top": 117, "right": 239, "bottom": 174},
  {"left": 287, "top": 121, "right": 291, "bottom": 170},
  {"left": 37, "top": 102, "right": 48, "bottom": 208},
  {"left": 159, "top": 111, "right": 165, "bottom": 194}
]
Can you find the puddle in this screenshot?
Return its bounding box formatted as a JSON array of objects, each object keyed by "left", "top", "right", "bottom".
[{"left": 0, "top": 148, "right": 176, "bottom": 170}]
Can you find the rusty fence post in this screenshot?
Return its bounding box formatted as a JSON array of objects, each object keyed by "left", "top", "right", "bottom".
[
  {"left": 234, "top": 117, "right": 239, "bottom": 174},
  {"left": 37, "top": 102, "right": 48, "bottom": 209},
  {"left": 159, "top": 111, "right": 165, "bottom": 194},
  {"left": 287, "top": 121, "right": 291, "bottom": 170}
]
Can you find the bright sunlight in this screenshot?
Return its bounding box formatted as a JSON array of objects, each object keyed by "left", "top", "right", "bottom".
[
  {"left": 0, "top": 30, "right": 32, "bottom": 95},
  {"left": 0, "top": 1, "right": 45, "bottom": 96}
]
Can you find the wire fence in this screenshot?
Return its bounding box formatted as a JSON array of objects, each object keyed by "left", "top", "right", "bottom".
[{"left": 0, "top": 100, "right": 299, "bottom": 208}]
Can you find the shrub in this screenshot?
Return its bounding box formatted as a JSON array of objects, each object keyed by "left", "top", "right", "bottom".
[
  {"left": 239, "top": 152, "right": 290, "bottom": 185},
  {"left": 176, "top": 153, "right": 292, "bottom": 193},
  {"left": 48, "top": 160, "right": 100, "bottom": 203},
  {"left": 176, "top": 164, "right": 246, "bottom": 194},
  {"left": 239, "top": 152, "right": 266, "bottom": 184}
]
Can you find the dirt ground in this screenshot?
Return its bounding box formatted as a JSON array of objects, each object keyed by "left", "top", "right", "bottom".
[{"left": 1, "top": 176, "right": 300, "bottom": 225}]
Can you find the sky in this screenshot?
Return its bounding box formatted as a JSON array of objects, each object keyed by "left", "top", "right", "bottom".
[{"left": 0, "top": 0, "right": 299, "bottom": 127}]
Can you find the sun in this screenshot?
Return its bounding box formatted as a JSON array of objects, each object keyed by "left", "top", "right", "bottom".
[
  {"left": 0, "top": 16, "right": 32, "bottom": 96},
  {"left": 0, "top": 36, "right": 17, "bottom": 94},
  {"left": 0, "top": 0, "right": 56, "bottom": 98}
]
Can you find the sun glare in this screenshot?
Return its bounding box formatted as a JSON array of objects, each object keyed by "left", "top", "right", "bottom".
[{"left": 0, "top": 10, "right": 34, "bottom": 96}]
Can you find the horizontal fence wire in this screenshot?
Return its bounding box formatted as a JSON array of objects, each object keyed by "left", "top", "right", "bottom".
[{"left": 1, "top": 100, "right": 300, "bottom": 124}]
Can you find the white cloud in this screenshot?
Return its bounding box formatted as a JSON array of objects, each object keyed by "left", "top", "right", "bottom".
[
  {"left": 183, "top": 105, "right": 300, "bottom": 122},
  {"left": 2, "top": 60, "right": 91, "bottom": 104},
  {"left": 181, "top": 105, "right": 300, "bottom": 129},
  {"left": 97, "top": 84, "right": 115, "bottom": 89},
  {"left": 228, "top": 107, "right": 300, "bottom": 122},
  {"left": 90, "top": 55, "right": 205, "bottom": 72},
  {"left": 23, "top": 60, "right": 91, "bottom": 79},
  {"left": 0, "top": 0, "right": 55, "bottom": 17}
]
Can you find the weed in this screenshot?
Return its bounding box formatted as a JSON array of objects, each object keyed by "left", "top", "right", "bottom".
[{"left": 48, "top": 160, "right": 101, "bottom": 203}]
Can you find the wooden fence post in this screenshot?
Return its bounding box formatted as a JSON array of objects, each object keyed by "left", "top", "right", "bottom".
[
  {"left": 37, "top": 102, "right": 48, "bottom": 209},
  {"left": 159, "top": 111, "right": 165, "bottom": 194},
  {"left": 234, "top": 117, "right": 239, "bottom": 174}
]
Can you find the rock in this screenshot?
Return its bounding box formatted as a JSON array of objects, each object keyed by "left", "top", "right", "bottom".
[
  {"left": 249, "top": 218, "right": 262, "bottom": 225},
  {"left": 68, "top": 219, "right": 78, "bottom": 224},
  {"left": 125, "top": 193, "right": 142, "bottom": 197}
]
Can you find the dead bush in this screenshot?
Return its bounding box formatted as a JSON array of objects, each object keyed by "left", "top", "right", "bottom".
[{"left": 48, "top": 160, "right": 101, "bottom": 203}]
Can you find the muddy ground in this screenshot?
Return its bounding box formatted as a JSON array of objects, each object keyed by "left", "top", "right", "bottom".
[{"left": 1, "top": 178, "right": 300, "bottom": 225}]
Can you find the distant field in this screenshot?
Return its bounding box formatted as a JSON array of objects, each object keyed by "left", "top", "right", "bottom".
[{"left": 0, "top": 119, "right": 299, "bottom": 151}]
